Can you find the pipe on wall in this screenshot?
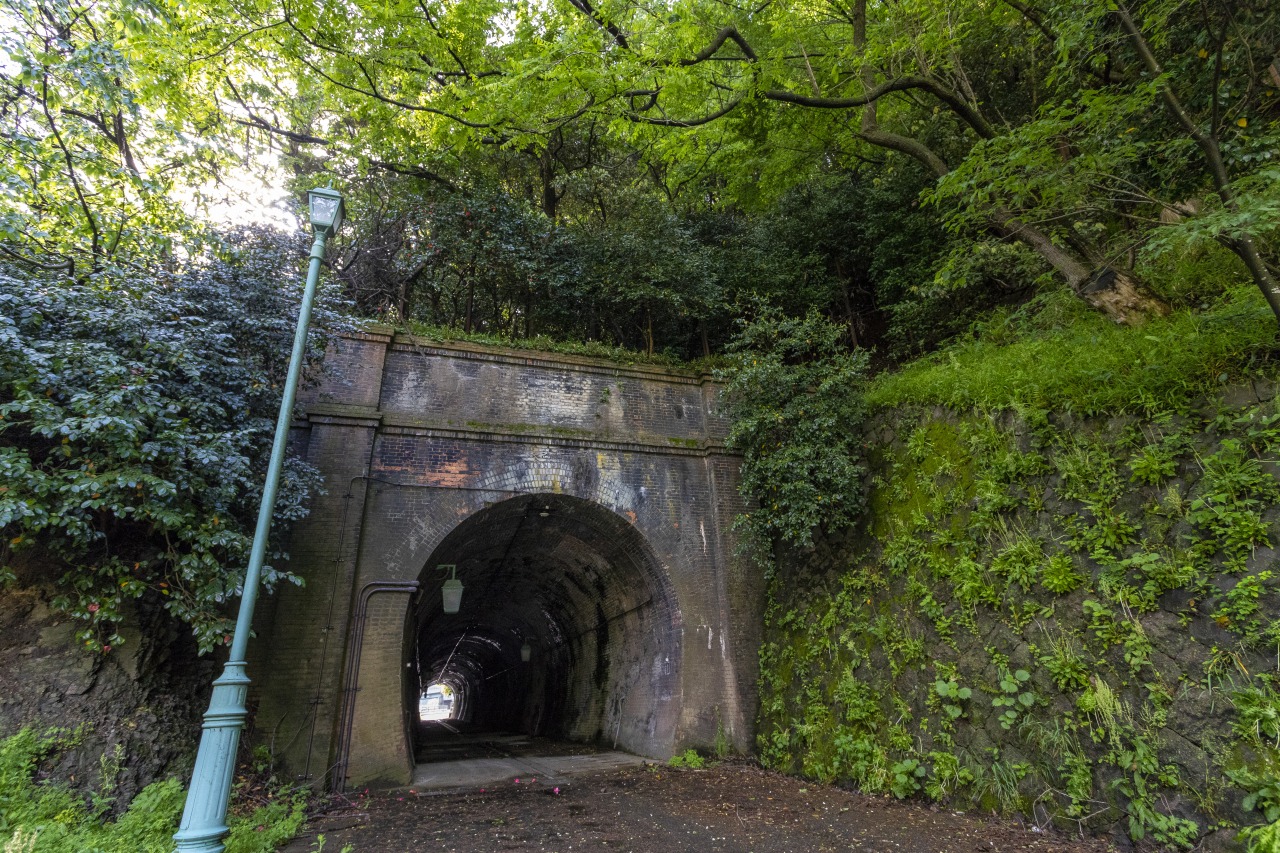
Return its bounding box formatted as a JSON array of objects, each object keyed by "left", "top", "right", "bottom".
[{"left": 331, "top": 580, "right": 419, "bottom": 792}]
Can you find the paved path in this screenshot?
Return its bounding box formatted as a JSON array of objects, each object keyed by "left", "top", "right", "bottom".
[{"left": 408, "top": 721, "right": 647, "bottom": 791}]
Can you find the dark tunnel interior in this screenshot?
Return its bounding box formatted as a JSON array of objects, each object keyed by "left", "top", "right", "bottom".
[{"left": 409, "top": 493, "right": 682, "bottom": 760}]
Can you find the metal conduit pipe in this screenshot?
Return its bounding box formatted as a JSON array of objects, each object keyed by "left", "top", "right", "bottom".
[{"left": 332, "top": 579, "right": 419, "bottom": 792}]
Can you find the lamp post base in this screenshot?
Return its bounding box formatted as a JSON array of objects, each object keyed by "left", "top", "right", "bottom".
[{"left": 174, "top": 661, "right": 251, "bottom": 853}]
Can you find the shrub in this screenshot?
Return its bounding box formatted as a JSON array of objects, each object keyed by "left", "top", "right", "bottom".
[
  {"left": 0, "top": 228, "right": 351, "bottom": 653},
  {"left": 718, "top": 307, "right": 870, "bottom": 551},
  {"left": 0, "top": 728, "right": 310, "bottom": 852}
]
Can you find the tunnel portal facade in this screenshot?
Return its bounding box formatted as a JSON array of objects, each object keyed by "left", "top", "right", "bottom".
[{"left": 251, "top": 329, "right": 760, "bottom": 790}]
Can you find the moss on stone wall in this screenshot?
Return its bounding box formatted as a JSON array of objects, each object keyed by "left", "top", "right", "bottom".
[{"left": 758, "top": 388, "right": 1280, "bottom": 850}]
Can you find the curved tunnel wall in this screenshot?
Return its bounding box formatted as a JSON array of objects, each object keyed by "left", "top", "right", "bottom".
[{"left": 413, "top": 493, "right": 681, "bottom": 753}]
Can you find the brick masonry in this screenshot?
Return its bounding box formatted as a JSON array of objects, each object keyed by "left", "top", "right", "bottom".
[{"left": 250, "top": 329, "right": 760, "bottom": 790}]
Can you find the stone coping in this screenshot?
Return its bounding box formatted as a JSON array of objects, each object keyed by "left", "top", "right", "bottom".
[{"left": 386, "top": 332, "right": 718, "bottom": 385}]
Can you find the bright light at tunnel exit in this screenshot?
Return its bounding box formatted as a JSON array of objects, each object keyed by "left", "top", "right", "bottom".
[{"left": 419, "top": 683, "right": 456, "bottom": 721}]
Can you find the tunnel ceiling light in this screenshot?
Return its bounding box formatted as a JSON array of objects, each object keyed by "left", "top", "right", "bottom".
[
  {"left": 520, "top": 642, "right": 532, "bottom": 662},
  {"left": 439, "top": 564, "right": 463, "bottom": 614}
]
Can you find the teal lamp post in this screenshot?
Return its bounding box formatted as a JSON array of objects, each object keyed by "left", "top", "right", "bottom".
[{"left": 174, "top": 187, "right": 345, "bottom": 853}]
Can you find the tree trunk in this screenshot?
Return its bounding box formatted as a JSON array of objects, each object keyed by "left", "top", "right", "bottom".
[
  {"left": 464, "top": 280, "right": 474, "bottom": 333},
  {"left": 992, "top": 211, "right": 1169, "bottom": 324},
  {"left": 540, "top": 133, "right": 561, "bottom": 220},
  {"left": 839, "top": 279, "right": 860, "bottom": 348}
]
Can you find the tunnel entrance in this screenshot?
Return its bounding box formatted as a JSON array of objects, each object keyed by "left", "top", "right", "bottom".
[{"left": 409, "top": 493, "right": 683, "bottom": 762}]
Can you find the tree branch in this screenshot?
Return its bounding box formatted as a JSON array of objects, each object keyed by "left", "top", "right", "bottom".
[
  {"left": 999, "top": 0, "right": 1056, "bottom": 44},
  {"left": 851, "top": 1, "right": 949, "bottom": 179},
  {"left": 566, "top": 0, "right": 629, "bottom": 49},
  {"left": 416, "top": 0, "right": 478, "bottom": 78},
  {"left": 226, "top": 78, "right": 330, "bottom": 144},
  {"left": 1114, "top": 2, "right": 1280, "bottom": 318},
  {"left": 189, "top": 20, "right": 287, "bottom": 63},
  {"left": 369, "top": 159, "right": 457, "bottom": 190},
  {"left": 38, "top": 74, "right": 100, "bottom": 262},
  {"left": 280, "top": 10, "right": 494, "bottom": 128},
  {"left": 626, "top": 93, "right": 744, "bottom": 127},
  {"left": 674, "top": 25, "right": 757, "bottom": 65},
  {"left": 763, "top": 76, "right": 994, "bottom": 139},
  {"left": 0, "top": 242, "right": 74, "bottom": 273},
  {"left": 667, "top": 23, "right": 993, "bottom": 139}
]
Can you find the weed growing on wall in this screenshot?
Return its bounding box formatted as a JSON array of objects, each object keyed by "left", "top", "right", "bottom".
[{"left": 757, "top": 388, "right": 1280, "bottom": 850}]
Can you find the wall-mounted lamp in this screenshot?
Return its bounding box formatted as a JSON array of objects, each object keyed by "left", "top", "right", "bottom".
[
  {"left": 520, "top": 642, "right": 532, "bottom": 662},
  {"left": 439, "top": 564, "right": 463, "bottom": 614}
]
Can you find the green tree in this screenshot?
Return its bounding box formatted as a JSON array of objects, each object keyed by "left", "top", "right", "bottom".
[
  {"left": 190, "top": 0, "right": 1280, "bottom": 326},
  {"left": 346, "top": 187, "right": 560, "bottom": 334},
  {"left": 0, "top": 0, "right": 242, "bottom": 270},
  {"left": 929, "top": 0, "right": 1280, "bottom": 319},
  {"left": 0, "top": 229, "right": 350, "bottom": 653}
]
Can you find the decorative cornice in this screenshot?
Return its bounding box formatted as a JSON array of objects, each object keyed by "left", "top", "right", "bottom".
[{"left": 377, "top": 418, "right": 731, "bottom": 458}]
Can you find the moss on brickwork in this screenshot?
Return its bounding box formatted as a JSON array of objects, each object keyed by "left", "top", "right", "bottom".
[
  {"left": 397, "top": 324, "right": 721, "bottom": 374},
  {"left": 758, "top": 392, "right": 1280, "bottom": 850}
]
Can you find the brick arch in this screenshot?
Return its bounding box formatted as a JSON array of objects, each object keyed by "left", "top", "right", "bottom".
[
  {"left": 376, "top": 453, "right": 643, "bottom": 586},
  {"left": 406, "top": 492, "right": 684, "bottom": 761},
  {"left": 468, "top": 457, "right": 633, "bottom": 511}
]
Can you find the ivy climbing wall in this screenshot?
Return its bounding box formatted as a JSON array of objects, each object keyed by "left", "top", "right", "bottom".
[{"left": 757, "top": 387, "right": 1280, "bottom": 851}]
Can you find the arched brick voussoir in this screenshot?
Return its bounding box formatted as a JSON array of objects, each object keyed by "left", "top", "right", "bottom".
[
  {"left": 371, "top": 453, "right": 643, "bottom": 586},
  {"left": 468, "top": 454, "right": 635, "bottom": 513}
]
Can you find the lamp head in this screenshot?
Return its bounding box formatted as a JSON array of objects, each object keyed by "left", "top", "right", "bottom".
[
  {"left": 438, "top": 564, "right": 462, "bottom": 614},
  {"left": 307, "top": 186, "right": 345, "bottom": 235},
  {"left": 520, "top": 642, "right": 532, "bottom": 663}
]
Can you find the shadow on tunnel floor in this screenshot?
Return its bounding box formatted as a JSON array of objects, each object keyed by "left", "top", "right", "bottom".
[{"left": 414, "top": 719, "right": 613, "bottom": 765}]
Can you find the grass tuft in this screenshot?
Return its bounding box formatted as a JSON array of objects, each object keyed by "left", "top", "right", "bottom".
[{"left": 867, "top": 287, "right": 1279, "bottom": 415}]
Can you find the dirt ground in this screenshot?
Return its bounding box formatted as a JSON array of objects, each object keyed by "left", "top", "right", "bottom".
[{"left": 287, "top": 761, "right": 1119, "bottom": 853}]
